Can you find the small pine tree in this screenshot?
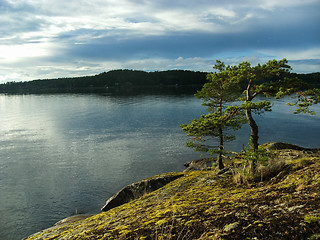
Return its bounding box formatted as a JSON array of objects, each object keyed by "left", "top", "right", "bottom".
[{"left": 181, "top": 61, "right": 245, "bottom": 169}]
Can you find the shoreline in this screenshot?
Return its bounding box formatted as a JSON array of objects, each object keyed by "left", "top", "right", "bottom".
[{"left": 24, "top": 142, "right": 320, "bottom": 239}]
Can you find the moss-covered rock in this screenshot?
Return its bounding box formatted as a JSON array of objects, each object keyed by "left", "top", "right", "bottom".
[
  {"left": 261, "top": 142, "right": 306, "bottom": 150},
  {"left": 24, "top": 147, "right": 320, "bottom": 240},
  {"left": 101, "top": 172, "right": 184, "bottom": 211}
]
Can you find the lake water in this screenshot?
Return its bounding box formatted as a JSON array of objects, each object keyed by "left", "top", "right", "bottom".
[{"left": 0, "top": 93, "right": 319, "bottom": 240}]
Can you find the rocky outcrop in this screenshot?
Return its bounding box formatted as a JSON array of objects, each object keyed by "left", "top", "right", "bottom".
[
  {"left": 23, "top": 145, "right": 320, "bottom": 240},
  {"left": 101, "top": 172, "right": 184, "bottom": 211},
  {"left": 263, "top": 142, "right": 306, "bottom": 150},
  {"left": 262, "top": 142, "right": 319, "bottom": 151},
  {"left": 183, "top": 158, "right": 213, "bottom": 171},
  {"left": 54, "top": 214, "right": 94, "bottom": 226}
]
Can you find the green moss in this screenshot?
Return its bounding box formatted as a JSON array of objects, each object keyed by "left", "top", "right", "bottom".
[
  {"left": 313, "top": 173, "right": 320, "bottom": 184},
  {"left": 304, "top": 215, "right": 320, "bottom": 223},
  {"left": 279, "top": 194, "right": 293, "bottom": 201},
  {"left": 24, "top": 148, "right": 320, "bottom": 240}
]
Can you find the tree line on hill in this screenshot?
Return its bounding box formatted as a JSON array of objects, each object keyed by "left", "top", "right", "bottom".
[
  {"left": 0, "top": 70, "right": 207, "bottom": 94},
  {"left": 0, "top": 69, "right": 319, "bottom": 94}
]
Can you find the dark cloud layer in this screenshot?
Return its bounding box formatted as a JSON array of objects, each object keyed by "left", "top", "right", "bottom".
[{"left": 65, "top": 24, "right": 320, "bottom": 60}]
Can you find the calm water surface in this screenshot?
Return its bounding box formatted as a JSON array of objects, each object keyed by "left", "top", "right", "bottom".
[{"left": 0, "top": 93, "right": 319, "bottom": 239}]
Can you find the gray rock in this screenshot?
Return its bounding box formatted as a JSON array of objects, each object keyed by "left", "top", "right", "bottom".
[
  {"left": 184, "top": 158, "right": 213, "bottom": 171},
  {"left": 224, "top": 222, "right": 239, "bottom": 232},
  {"left": 259, "top": 205, "right": 269, "bottom": 210},
  {"left": 288, "top": 205, "right": 305, "bottom": 212},
  {"left": 101, "top": 173, "right": 184, "bottom": 211},
  {"left": 54, "top": 214, "right": 94, "bottom": 226},
  {"left": 264, "top": 142, "right": 305, "bottom": 151}
]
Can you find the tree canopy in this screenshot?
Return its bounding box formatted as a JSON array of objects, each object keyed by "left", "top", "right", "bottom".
[
  {"left": 181, "top": 59, "right": 320, "bottom": 170},
  {"left": 181, "top": 61, "right": 245, "bottom": 169},
  {"left": 0, "top": 69, "right": 318, "bottom": 94},
  {"left": 0, "top": 70, "right": 207, "bottom": 94}
]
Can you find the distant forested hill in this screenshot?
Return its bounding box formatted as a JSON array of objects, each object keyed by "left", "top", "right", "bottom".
[
  {"left": 0, "top": 70, "right": 319, "bottom": 94},
  {"left": 0, "top": 70, "right": 207, "bottom": 94},
  {"left": 290, "top": 72, "right": 320, "bottom": 87}
]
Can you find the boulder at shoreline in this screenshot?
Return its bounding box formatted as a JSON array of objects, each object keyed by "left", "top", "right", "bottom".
[{"left": 101, "top": 172, "right": 184, "bottom": 211}]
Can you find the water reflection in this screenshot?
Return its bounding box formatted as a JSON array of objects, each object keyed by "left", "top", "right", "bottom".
[
  {"left": 0, "top": 93, "right": 319, "bottom": 239},
  {"left": 0, "top": 93, "right": 207, "bottom": 239}
]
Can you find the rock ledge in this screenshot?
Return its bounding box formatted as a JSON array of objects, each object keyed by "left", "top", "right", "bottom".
[{"left": 101, "top": 172, "right": 184, "bottom": 211}]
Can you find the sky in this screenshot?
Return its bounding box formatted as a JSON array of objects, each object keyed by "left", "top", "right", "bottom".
[{"left": 0, "top": 0, "right": 319, "bottom": 83}]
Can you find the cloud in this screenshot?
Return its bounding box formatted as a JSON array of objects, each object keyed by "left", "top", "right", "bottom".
[
  {"left": 0, "top": 43, "right": 52, "bottom": 62},
  {"left": 0, "top": 0, "right": 319, "bottom": 83},
  {"left": 259, "top": 48, "right": 320, "bottom": 61},
  {"left": 257, "top": 0, "right": 319, "bottom": 10}
]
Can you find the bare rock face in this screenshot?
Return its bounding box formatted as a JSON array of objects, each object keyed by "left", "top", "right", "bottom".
[
  {"left": 262, "top": 142, "right": 319, "bottom": 154},
  {"left": 263, "top": 142, "right": 306, "bottom": 151},
  {"left": 101, "top": 172, "right": 184, "bottom": 211},
  {"left": 183, "top": 158, "right": 213, "bottom": 171},
  {"left": 54, "top": 214, "right": 94, "bottom": 226}
]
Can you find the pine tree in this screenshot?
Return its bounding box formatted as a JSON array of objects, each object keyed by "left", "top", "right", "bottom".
[
  {"left": 181, "top": 61, "right": 245, "bottom": 169},
  {"left": 231, "top": 58, "right": 319, "bottom": 171},
  {"left": 182, "top": 58, "right": 320, "bottom": 172}
]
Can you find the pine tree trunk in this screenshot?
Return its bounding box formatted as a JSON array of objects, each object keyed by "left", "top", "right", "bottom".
[
  {"left": 218, "top": 127, "right": 224, "bottom": 169},
  {"left": 217, "top": 98, "right": 225, "bottom": 170},
  {"left": 246, "top": 108, "right": 259, "bottom": 150},
  {"left": 245, "top": 79, "right": 259, "bottom": 151},
  {"left": 246, "top": 108, "right": 258, "bottom": 172}
]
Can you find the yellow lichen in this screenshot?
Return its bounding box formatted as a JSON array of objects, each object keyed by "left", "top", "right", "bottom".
[
  {"left": 24, "top": 149, "right": 320, "bottom": 240},
  {"left": 304, "top": 215, "right": 320, "bottom": 223}
]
